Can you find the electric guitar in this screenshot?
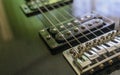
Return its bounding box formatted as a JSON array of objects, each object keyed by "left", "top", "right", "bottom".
[{"left": 0, "top": 0, "right": 120, "bottom": 75}]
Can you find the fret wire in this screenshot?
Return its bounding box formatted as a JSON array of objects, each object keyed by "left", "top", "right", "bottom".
[
  {"left": 31, "top": 0, "right": 79, "bottom": 53},
  {"left": 38, "top": 0, "right": 84, "bottom": 45}
]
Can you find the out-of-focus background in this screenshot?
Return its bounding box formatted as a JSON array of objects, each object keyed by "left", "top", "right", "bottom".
[{"left": 0, "top": 0, "right": 120, "bottom": 75}]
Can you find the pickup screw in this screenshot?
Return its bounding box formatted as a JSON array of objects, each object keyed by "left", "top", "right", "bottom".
[
  {"left": 74, "top": 19, "right": 79, "bottom": 23},
  {"left": 99, "top": 64, "right": 104, "bottom": 69},
  {"left": 74, "top": 27, "right": 79, "bottom": 32},
  {"left": 81, "top": 26, "right": 86, "bottom": 30},
  {"left": 66, "top": 31, "right": 71, "bottom": 36},
  {"left": 67, "top": 23, "right": 72, "bottom": 26},
  {"left": 60, "top": 25, "right": 65, "bottom": 29},
  {"left": 89, "top": 69, "right": 94, "bottom": 74},
  {"left": 108, "top": 60, "right": 113, "bottom": 65},
  {"left": 46, "top": 35, "right": 51, "bottom": 40},
  {"left": 79, "top": 18, "right": 84, "bottom": 21},
  {"left": 51, "top": 28, "right": 57, "bottom": 34},
  {"left": 85, "top": 15, "right": 91, "bottom": 18},
  {"left": 88, "top": 24, "right": 92, "bottom": 26}
]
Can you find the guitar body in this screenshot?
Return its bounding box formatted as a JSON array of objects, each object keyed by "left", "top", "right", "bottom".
[{"left": 0, "top": 0, "right": 120, "bottom": 75}]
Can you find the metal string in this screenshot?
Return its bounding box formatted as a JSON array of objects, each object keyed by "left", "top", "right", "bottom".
[
  {"left": 56, "top": 1, "right": 119, "bottom": 56},
  {"left": 33, "top": 0, "right": 118, "bottom": 57},
  {"left": 45, "top": 1, "right": 91, "bottom": 44},
  {"left": 45, "top": 1, "right": 103, "bottom": 56},
  {"left": 31, "top": 0, "right": 76, "bottom": 48},
  {"left": 31, "top": 0, "right": 79, "bottom": 56},
  {"left": 37, "top": 0, "right": 103, "bottom": 56},
  {"left": 38, "top": 0, "right": 86, "bottom": 45}
]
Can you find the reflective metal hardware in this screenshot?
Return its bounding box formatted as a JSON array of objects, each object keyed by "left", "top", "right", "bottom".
[
  {"left": 46, "top": 35, "right": 51, "bottom": 40},
  {"left": 75, "top": 55, "right": 92, "bottom": 69},
  {"left": 110, "top": 39, "right": 120, "bottom": 48},
  {"left": 60, "top": 25, "right": 65, "bottom": 29},
  {"left": 84, "top": 50, "right": 99, "bottom": 60},
  {"left": 49, "top": 28, "right": 58, "bottom": 34},
  {"left": 80, "top": 18, "right": 84, "bottom": 21},
  {"left": 80, "top": 26, "right": 86, "bottom": 30},
  {"left": 101, "top": 42, "right": 117, "bottom": 52},
  {"left": 99, "top": 64, "right": 104, "bottom": 69},
  {"left": 74, "top": 27, "right": 79, "bottom": 32},
  {"left": 67, "top": 23, "right": 73, "bottom": 26},
  {"left": 116, "top": 36, "right": 120, "bottom": 40},
  {"left": 78, "top": 45, "right": 85, "bottom": 51},
  {"left": 89, "top": 69, "right": 94, "bottom": 74},
  {"left": 108, "top": 60, "right": 113, "bottom": 65},
  {"left": 66, "top": 31, "right": 72, "bottom": 36},
  {"left": 56, "top": 34, "right": 64, "bottom": 40},
  {"left": 85, "top": 15, "right": 92, "bottom": 18},
  {"left": 92, "top": 46, "right": 107, "bottom": 55},
  {"left": 69, "top": 49, "right": 78, "bottom": 57},
  {"left": 73, "top": 19, "right": 80, "bottom": 24}
]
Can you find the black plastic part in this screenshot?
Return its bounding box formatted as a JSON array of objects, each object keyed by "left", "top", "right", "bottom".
[
  {"left": 25, "top": 0, "right": 73, "bottom": 17},
  {"left": 39, "top": 23, "right": 115, "bottom": 55}
]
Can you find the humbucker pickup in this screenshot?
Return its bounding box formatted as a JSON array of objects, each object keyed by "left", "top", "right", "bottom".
[
  {"left": 63, "top": 30, "right": 120, "bottom": 75},
  {"left": 21, "top": 0, "right": 73, "bottom": 16},
  {"left": 39, "top": 13, "right": 115, "bottom": 54}
]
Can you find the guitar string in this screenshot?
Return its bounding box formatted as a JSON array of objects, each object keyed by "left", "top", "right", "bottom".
[
  {"left": 32, "top": 0, "right": 117, "bottom": 56},
  {"left": 58, "top": 2, "right": 119, "bottom": 53},
  {"left": 65, "top": 2, "right": 115, "bottom": 31},
  {"left": 40, "top": 0, "right": 120, "bottom": 62},
  {"left": 36, "top": 0, "right": 113, "bottom": 55},
  {"left": 38, "top": 0, "right": 84, "bottom": 45},
  {"left": 37, "top": 0, "right": 100, "bottom": 56},
  {"left": 38, "top": 0, "right": 105, "bottom": 43},
  {"left": 43, "top": 1, "right": 104, "bottom": 56},
  {"left": 48, "top": 1, "right": 119, "bottom": 55},
  {"left": 36, "top": 0, "right": 116, "bottom": 56},
  {"left": 37, "top": 0, "right": 101, "bottom": 56},
  {"left": 48, "top": 1, "right": 101, "bottom": 41},
  {"left": 58, "top": 2, "right": 116, "bottom": 41},
  {"left": 53, "top": 1, "right": 108, "bottom": 56},
  {"left": 44, "top": 1, "right": 91, "bottom": 44},
  {"left": 31, "top": 0, "right": 79, "bottom": 55},
  {"left": 58, "top": 2, "right": 119, "bottom": 58},
  {"left": 44, "top": 1, "right": 117, "bottom": 55},
  {"left": 61, "top": 1, "right": 120, "bottom": 68},
  {"left": 53, "top": 2, "right": 106, "bottom": 41},
  {"left": 49, "top": 1, "right": 103, "bottom": 41}
]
